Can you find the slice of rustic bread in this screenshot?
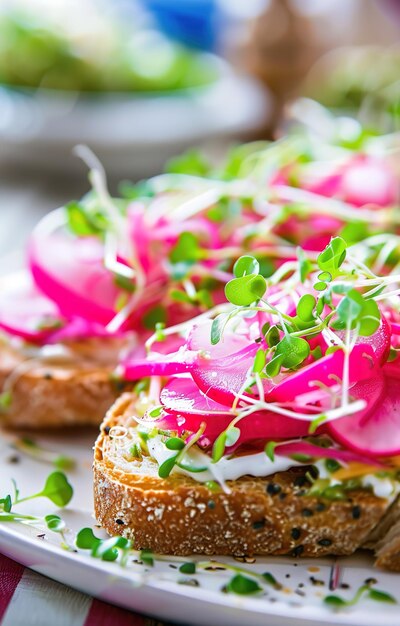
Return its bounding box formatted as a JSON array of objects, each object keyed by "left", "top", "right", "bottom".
[
  {"left": 0, "top": 337, "right": 130, "bottom": 428},
  {"left": 94, "top": 393, "right": 398, "bottom": 566}
]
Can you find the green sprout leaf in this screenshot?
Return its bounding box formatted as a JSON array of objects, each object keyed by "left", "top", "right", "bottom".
[
  {"left": 296, "top": 246, "right": 311, "bottom": 283},
  {"left": 211, "top": 314, "right": 226, "bottom": 345},
  {"left": 165, "top": 437, "right": 185, "bottom": 451},
  {"left": 212, "top": 431, "right": 227, "bottom": 463},
  {"left": 265, "top": 354, "right": 284, "bottom": 377},
  {"left": 143, "top": 306, "right": 167, "bottom": 331},
  {"left": 368, "top": 589, "right": 396, "bottom": 604},
  {"left": 317, "top": 237, "right": 347, "bottom": 278},
  {"left": 170, "top": 232, "right": 204, "bottom": 265},
  {"left": 262, "top": 572, "right": 281, "bottom": 588},
  {"left": 226, "top": 574, "right": 262, "bottom": 595},
  {"left": 76, "top": 528, "right": 132, "bottom": 563},
  {"left": 233, "top": 255, "right": 260, "bottom": 278},
  {"left": 45, "top": 514, "right": 66, "bottom": 533},
  {"left": 140, "top": 549, "right": 154, "bottom": 566},
  {"left": 158, "top": 455, "right": 178, "bottom": 478},
  {"left": 324, "top": 595, "right": 348, "bottom": 608},
  {"left": 334, "top": 289, "right": 380, "bottom": 336},
  {"left": 253, "top": 349, "right": 266, "bottom": 373},
  {"left": 225, "top": 274, "right": 266, "bottom": 306},
  {"left": 40, "top": 472, "right": 73, "bottom": 507},
  {"left": 308, "top": 414, "right": 327, "bottom": 434},
  {"left": 296, "top": 294, "right": 316, "bottom": 323},
  {"left": 265, "top": 325, "right": 280, "bottom": 347},
  {"left": 265, "top": 441, "right": 277, "bottom": 462},
  {"left": 275, "top": 335, "right": 310, "bottom": 369},
  {"left": 179, "top": 562, "right": 196, "bottom": 574},
  {"left": 225, "top": 426, "right": 240, "bottom": 447},
  {"left": 0, "top": 495, "right": 12, "bottom": 512},
  {"left": 76, "top": 527, "right": 101, "bottom": 551},
  {"left": 94, "top": 536, "right": 130, "bottom": 562}
]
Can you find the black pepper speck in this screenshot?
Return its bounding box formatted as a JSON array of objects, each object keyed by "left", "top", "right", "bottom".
[
  {"left": 253, "top": 520, "right": 266, "bottom": 530},
  {"left": 352, "top": 505, "right": 361, "bottom": 519},
  {"left": 104, "top": 426, "right": 111, "bottom": 435},
  {"left": 291, "top": 528, "right": 301, "bottom": 540},
  {"left": 207, "top": 500, "right": 215, "bottom": 509},
  {"left": 115, "top": 519, "right": 125, "bottom": 525},
  {"left": 267, "top": 483, "right": 281, "bottom": 496},
  {"left": 292, "top": 545, "right": 304, "bottom": 557},
  {"left": 302, "top": 508, "right": 313, "bottom": 517},
  {"left": 318, "top": 538, "right": 332, "bottom": 547},
  {"left": 315, "top": 502, "right": 326, "bottom": 512}
]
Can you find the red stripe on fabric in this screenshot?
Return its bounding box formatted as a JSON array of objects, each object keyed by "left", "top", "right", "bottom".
[
  {"left": 84, "top": 598, "right": 146, "bottom": 626},
  {"left": 0, "top": 554, "right": 25, "bottom": 621}
]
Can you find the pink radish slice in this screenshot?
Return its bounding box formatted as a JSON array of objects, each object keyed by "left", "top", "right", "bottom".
[
  {"left": 152, "top": 406, "right": 311, "bottom": 445},
  {"left": 0, "top": 273, "right": 64, "bottom": 343},
  {"left": 121, "top": 349, "right": 198, "bottom": 380},
  {"left": 350, "top": 316, "right": 391, "bottom": 364},
  {"left": 275, "top": 441, "right": 383, "bottom": 467},
  {"left": 188, "top": 320, "right": 251, "bottom": 358},
  {"left": 160, "top": 378, "right": 311, "bottom": 442},
  {"left": 341, "top": 157, "right": 397, "bottom": 207},
  {"left": 160, "top": 377, "right": 234, "bottom": 417},
  {"left": 268, "top": 343, "right": 377, "bottom": 404},
  {"left": 47, "top": 317, "right": 119, "bottom": 343},
  {"left": 327, "top": 373, "right": 400, "bottom": 456},
  {"left": 188, "top": 320, "right": 269, "bottom": 405},
  {"left": 29, "top": 232, "right": 120, "bottom": 326},
  {"left": 190, "top": 343, "right": 270, "bottom": 406}
]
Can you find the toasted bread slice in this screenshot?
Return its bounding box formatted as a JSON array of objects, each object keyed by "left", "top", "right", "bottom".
[
  {"left": 0, "top": 337, "right": 131, "bottom": 429},
  {"left": 94, "top": 394, "right": 400, "bottom": 568}
]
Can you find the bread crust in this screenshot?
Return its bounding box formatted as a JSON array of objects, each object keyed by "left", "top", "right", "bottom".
[
  {"left": 0, "top": 338, "right": 130, "bottom": 429},
  {"left": 94, "top": 394, "right": 397, "bottom": 564}
]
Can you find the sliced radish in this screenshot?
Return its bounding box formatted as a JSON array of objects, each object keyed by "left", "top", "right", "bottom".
[
  {"left": 341, "top": 157, "right": 397, "bottom": 207},
  {"left": 121, "top": 348, "right": 198, "bottom": 380},
  {"left": 160, "top": 377, "right": 234, "bottom": 417},
  {"left": 268, "top": 343, "right": 377, "bottom": 403},
  {"left": 0, "top": 272, "right": 64, "bottom": 343},
  {"left": 327, "top": 373, "right": 400, "bottom": 456},
  {"left": 190, "top": 343, "right": 265, "bottom": 405},
  {"left": 187, "top": 320, "right": 251, "bottom": 358},
  {"left": 29, "top": 231, "right": 120, "bottom": 325},
  {"left": 150, "top": 405, "right": 311, "bottom": 446}
]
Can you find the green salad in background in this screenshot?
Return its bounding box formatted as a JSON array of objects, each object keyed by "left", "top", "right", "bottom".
[{"left": 0, "top": 9, "right": 218, "bottom": 93}]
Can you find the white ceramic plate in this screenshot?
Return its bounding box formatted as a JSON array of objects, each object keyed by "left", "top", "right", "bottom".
[
  {"left": 0, "top": 60, "right": 271, "bottom": 178},
  {"left": 0, "top": 427, "right": 399, "bottom": 626}
]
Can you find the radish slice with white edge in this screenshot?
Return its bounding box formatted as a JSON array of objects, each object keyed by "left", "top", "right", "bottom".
[
  {"left": 121, "top": 348, "right": 198, "bottom": 380},
  {"left": 327, "top": 373, "right": 400, "bottom": 456},
  {"left": 29, "top": 231, "right": 120, "bottom": 326},
  {"left": 0, "top": 273, "right": 64, "bottom": 343},
  {"left": 160, "top": 377, "right": 234, "bottom": 417},
  {"left": 268, "top": 342, "right": 377, "bottom": 404}
]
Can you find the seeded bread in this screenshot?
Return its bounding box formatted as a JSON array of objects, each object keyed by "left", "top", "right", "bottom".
[
  {"left": 0, "top": 338, "right": 131, "bottom": 429},
  {"left": 93, "top": 393, "right": 400, "bottom": 569}
]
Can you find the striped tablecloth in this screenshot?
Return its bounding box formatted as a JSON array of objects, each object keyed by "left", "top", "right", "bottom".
[{"left": 0, "top": 553, "right": 172, "bottom": 626}]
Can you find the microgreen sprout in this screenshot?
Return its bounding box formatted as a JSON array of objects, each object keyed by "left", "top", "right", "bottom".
[
  {"left": 324, "top": 583, "right": 396, "bottom": 609},
  {"left": 12, "top": 472, "right": 73, "bottom": 507},
  {"left": 76, "top": 528, "right": 132, "bottom": 565},
  {"left": 13, "top": 438, "right": 76, "bottom": 471}
]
